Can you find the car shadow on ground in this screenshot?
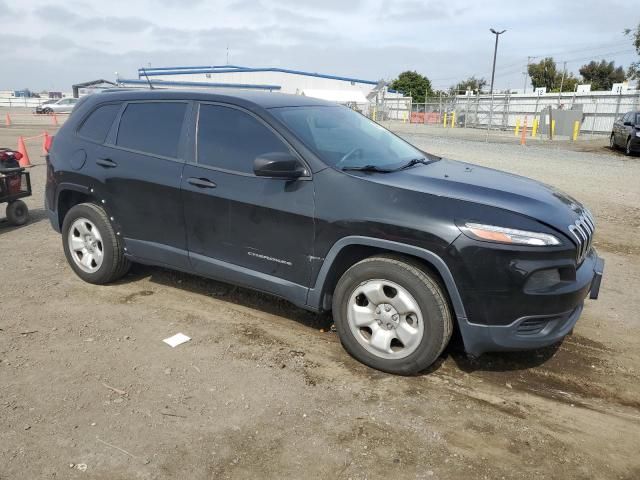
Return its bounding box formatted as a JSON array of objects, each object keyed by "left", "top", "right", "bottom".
[
  {"left": 112, "top": 263, "right": 562, "bottom": 375},
  {"left": 0, "top": 207, "right": 48, "bottom": 236},
  {"left": 115, "top": 263, "right": 334, "bottom": 332},
  {"left": 444, "top": 342, "right": 561, "bottom": 374}
]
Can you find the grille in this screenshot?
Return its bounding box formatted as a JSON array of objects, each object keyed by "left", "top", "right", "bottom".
[{"left": 568, "top": 210, "right": 595, "bottom": 264}]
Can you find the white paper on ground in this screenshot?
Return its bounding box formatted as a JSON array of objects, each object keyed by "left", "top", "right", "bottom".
[{"left": 163, "top": 333, "right": 191, "bottom": 348}]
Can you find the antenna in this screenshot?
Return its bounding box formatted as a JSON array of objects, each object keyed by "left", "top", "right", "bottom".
[{"left": 141, "top": 68, "right": 154, "bottom": 90}]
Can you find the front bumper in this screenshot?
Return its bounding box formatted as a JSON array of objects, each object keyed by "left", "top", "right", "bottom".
[{"left": 458, "top": 253, "right": 604, "bottom": 357}]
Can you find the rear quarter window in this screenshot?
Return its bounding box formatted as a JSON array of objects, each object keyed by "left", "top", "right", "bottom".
[
  {"left": 116, "top": 102, "right": 187, "bottom": 158},
  {"left": 77, "top": 103, "right": 121, "bottom": 143}
]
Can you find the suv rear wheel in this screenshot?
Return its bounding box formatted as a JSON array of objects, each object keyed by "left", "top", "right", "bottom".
[
  {"left": 62, "top": 203, "right": 130, "bottom": 284},
  {"left": 332, "top": 255, "right": 452, "bottom": 375}
]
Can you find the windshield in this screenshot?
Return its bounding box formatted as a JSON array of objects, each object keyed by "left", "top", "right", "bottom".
[{"left": 270, "top": 105, "right": 426, "bottom": 170}]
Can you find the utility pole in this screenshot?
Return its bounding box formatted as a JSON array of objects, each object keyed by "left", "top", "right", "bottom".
[
  {"left": 489, "top": 28, "right": 506, "bottom": 95},
  {"left": 523, "top": 56, "right": 533, "bottom": 93},
  {"left": 226, "top": 44, "right": 230, "bottom": 65},
  {"left": 558, "top": 61, "right": 567, "bottom": 106}
]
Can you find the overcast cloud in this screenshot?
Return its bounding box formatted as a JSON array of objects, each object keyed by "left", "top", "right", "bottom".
[{"left": 2, "top": 0, "right": 638, "bottom": 91}]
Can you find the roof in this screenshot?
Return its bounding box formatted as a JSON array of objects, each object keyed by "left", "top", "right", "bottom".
[
  {"left": 137, "top": 65, "right": 379, "bottom": 86},
  {"left": 89, "top": 88, "right": 337, "bottom": 109}
]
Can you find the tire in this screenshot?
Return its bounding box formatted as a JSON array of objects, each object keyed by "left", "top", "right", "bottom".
[
  {"left": 43, "top": 108, "right": 52, "bottom": 114},
  {"left": 332, "top": 255, "right": 452, "bottom": 375},
  {"left": 61, "top": 203, "right": 130, "bottom": 284},
  {"left": 610, "top": 133, "right": 616, "bottom": 150},
  {"left": 6, "top": 200, "right": 29, "bottom": 226},
  {"left": 625, "top": 138, "right": 633, "bottom": 156}
]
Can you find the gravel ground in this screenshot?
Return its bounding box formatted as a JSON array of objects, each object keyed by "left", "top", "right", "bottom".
[{"left": 1, "top": 120, "right": 640, "bottom": 480}]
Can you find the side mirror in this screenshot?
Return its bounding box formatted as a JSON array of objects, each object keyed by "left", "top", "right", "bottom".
[
  {"left": 624, "top": 121, "right": 633, "bottom": 126},
  {"left": 253, "top": 152, "right": 308, "bottom": 179}
]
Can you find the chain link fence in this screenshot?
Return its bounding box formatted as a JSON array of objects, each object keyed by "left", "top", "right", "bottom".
[{"left": 371, "top": 90, "right": 640, "bottom": 136}]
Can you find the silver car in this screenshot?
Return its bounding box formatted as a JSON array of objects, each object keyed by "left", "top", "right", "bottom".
[{"left": 37, "top": 97, "right": 79, "bottom": 114}]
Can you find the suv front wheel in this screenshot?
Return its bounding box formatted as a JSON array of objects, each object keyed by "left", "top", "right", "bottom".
[
  {"left": 332, "top": 255, "right": 452, "bottom": 375},
  {"left": 62, "top": 203, "right": 130, "bottom": 284}
]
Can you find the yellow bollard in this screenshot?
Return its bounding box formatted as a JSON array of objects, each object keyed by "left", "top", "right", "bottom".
[
  {"left": 551, "top": 119, "right": 556, "bottom": 136},
  {"left": 451, "top": 111, "right": 456, "bottom": 128},
  {"left": 514, "top": 118, "right": 521, "bottom": 136},
  {"left": 572, "top": 120, "right": 580, "bottom": 141},
  {"left": 443, "top": 112, "right": 448, "bottom": 128},
  {"left": 372, "top": 107, "right": 377, "bottom": 121},
  {"left": 531, "top": 119, "right": 538, "bottom": 138}
]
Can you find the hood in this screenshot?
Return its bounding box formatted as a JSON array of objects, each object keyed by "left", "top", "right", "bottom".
[{"left": 359, "top": 158, "right": 589, "bottom": 235}]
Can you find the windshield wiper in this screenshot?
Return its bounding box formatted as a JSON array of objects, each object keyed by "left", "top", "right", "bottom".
[
  {"left": 341, "top": 157, "right": 439, "bottom": 174},
  {"left": 341, "top": 164, "right": 394, "bottom": 173},
  {"left": 398, "top": 157, "right": 438, "bottom": 170}
]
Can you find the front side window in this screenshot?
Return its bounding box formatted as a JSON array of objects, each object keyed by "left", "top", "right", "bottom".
[
  {"left": 197, "top": 104, "right": 291, "bottom": 174},
  {"left": 116, "top": 102, "right": 187, "bottom": 158},
  {"left": 78, "top": 103, "right": 121, "bottom": 143},
  {"left": 270, "top": 105, "right": 424, "bottom": 169}
]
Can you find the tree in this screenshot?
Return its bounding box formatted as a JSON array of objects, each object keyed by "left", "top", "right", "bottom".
[
  {"left": 450, "top": 76, "right": 487, "bottom": 95},
  {"left": 625, "top": 24, "right": 640, "bottom": 80},
  {"left": 553, "top": 73, "right": 580, "bottom": 93},
  {"left": 579, "top": 60, "right": 626, "bottom": 91},
  {"left": 389, "top": 71, "right": 433, "bottom": 103},
  {"left": 527, "top": 58, "right": 559, "bottom": 91}
]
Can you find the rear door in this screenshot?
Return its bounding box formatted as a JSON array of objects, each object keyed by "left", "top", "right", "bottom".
[
  {"left": 99, "top": 100, "right": 191, "bottom": 268},
  {"left": 182, "top": 103, "right": 315, "bottom": 303}
]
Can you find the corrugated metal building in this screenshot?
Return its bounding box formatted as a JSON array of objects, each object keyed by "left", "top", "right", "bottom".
[
  {"left": 117, "top": 65, "right": 396, "bottom": 107},
  {"left": 119, "top": 65, "right": 381, "bottom": 94}
]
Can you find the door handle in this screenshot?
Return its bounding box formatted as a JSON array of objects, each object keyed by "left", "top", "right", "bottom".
[
  {"left": 96, "top": 158, "right": 117, "bottom": 168},
  {"left": 187, "top": 177, "right": 217, "bottom": 189}
]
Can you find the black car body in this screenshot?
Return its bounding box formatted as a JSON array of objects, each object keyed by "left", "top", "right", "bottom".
[
  {"left": 611, "top": 111, "right": 640, "bottom": 155},
  {"left": 45, "top": 89, "right": 604, "bottom": 374}
]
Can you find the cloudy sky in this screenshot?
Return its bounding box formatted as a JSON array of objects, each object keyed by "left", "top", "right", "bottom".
[{"left": 2, "top": 0, "right": 638, "bottom": 91}]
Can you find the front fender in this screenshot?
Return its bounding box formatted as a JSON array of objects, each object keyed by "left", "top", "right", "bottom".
[{"left": 305, "top": 235, "right": 468, "bottom": 324}]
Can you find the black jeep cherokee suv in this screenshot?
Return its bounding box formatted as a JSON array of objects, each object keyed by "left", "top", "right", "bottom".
[{"left": 45, "top": 89, "right": 604, "bottom": 374}]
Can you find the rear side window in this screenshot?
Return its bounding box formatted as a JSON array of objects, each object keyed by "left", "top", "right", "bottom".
[
  {"left": 78, "top": 103, "right": 121, "bottom": 143},
  {"left": 116, "top": 102, "right": 187, "bottom": 158},
  {"left": 197, "top": 104, "right": 290, "bottom": 174}
]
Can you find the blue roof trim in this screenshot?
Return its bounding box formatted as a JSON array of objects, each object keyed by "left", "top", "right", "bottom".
[
  {"left": 120, "top": 78, "right": 281, "bottom": 90},
  {"left": 138, "top": 65, "right": 378, "bottom": 86},
  {"left": 138, "top": 65, "right": 245, "bottom": 75}
]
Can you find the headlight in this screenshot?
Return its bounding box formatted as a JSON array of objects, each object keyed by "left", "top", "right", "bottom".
[
  {"left": 462, "top": 222, "right": 561, "bottom": 246},
  {"left": 635, "top": 131, "right": 640, "bottom": 137}
]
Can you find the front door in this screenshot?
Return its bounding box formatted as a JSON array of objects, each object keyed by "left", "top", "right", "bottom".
[{"left": 183, "top": 103, "right": 315, "bottom": 303}]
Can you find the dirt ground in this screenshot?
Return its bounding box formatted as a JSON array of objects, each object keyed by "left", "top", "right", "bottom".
[{"left": 1, "top": 118, "right": 640, "bottom": 480}]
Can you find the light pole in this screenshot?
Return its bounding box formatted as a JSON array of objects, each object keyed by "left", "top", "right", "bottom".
[{"left": 489, "top": 28, "right": 506, "bottom": 95}]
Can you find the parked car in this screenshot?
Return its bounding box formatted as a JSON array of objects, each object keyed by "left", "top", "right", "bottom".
[
  {"left": 44, "top": 90, "right": 604, "bottom": 375},
  {"left": 610, "top": 111, "right": 640, "bottom": 156},
  {"left": 36, "top": 97, "right": 79, "bottom": 114}
]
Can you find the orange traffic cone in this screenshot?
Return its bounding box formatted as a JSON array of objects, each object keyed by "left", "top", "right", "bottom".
[
  {"left": 17, "top": 136, "right": 32, "bottom": 167},
  {"left": 5, "top": 113, "right": 11, "bottom": 126},
  {"left": 42, "top": 132, "right": 50, "bottom": 154},
  {"left": 52, "top": 113, "right": 59, "bottom": 126}
]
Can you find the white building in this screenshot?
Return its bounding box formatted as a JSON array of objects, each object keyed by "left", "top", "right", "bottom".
[{"left": 118, "top": 65, "right": 400, "bottom": 112}]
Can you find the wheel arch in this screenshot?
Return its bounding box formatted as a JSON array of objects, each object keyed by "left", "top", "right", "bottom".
[
  {"left": 306, "top": 236, "right": 467, "bottom": 323},
  {"left": 55, "top": 184, "right": 97, "bottom": 229}
]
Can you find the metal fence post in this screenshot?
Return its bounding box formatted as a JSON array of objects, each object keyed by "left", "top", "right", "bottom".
[
  {"left": 590, "top": 100, "right": 598, "bottom": 135},
  {"left": 487, "top": 93, "right": 494, "bottom": 134}
]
